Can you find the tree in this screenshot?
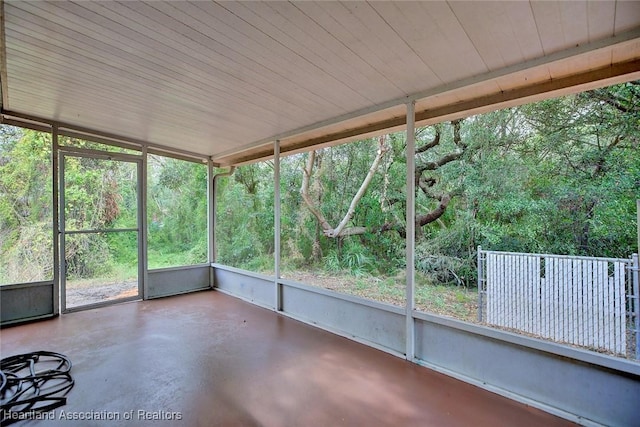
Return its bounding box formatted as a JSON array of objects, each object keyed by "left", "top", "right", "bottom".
[
  {"left": 147, "top": 155, "right": 208, "bottom": 268},
  {"left": 301, "top": 135, "right": 390, "bottom": 238},
  {"left": 300, "top": 120, "right": 471, "bottom": 238},
  {"left": 414, "top": 119, "right": 467, "bottom": 232},
  {"left": 288, "top": 82, "right": 638, "bottom": 282},
  {"left": 0, "top": 128, "right": 52, "bottom": 283},
  {"left": 516, "top": 82, "right": 640, "bottom": 256}
]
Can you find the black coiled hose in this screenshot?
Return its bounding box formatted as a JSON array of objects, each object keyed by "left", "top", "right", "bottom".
[{"left": 1, "top": 351, "right": 74, "bottom": 425}]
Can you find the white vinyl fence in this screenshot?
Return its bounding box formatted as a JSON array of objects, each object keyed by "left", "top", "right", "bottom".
[{"left": 478, "top": 248, "right": 639, "bottom": 358}]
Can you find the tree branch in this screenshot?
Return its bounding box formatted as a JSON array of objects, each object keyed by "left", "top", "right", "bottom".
[
  {"left": 300, "top": 137, "right": 390, "bottom": 238},
  {"left": 329, "top": 136, "right": 389, "bottom": 237},
  {"left": 416, "top": 194, "right": 451, "bottom": 227},
  {"left": 452, "top": 119, "right": 465, "bottom": 148},
  {"left": 300, "top": 151, "right": 332, "bottom": 233},
  {"left": 415, "top": 150, "right": 463, "bottom": 176},
  {"left": 416, "top": 126, "right": 441, "bottom": 154}
]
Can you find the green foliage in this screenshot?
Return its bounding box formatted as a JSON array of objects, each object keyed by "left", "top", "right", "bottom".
[
  {"left": 65, "top": 233, "right": 112, "bottom": 279},
  {"left": 63, "top": 157, "right": 135, "bottom": 230},
  {"left": 147, "top": 155, "right": 208, "bottom": 268},
  {"left": 63, "top": 156, "right": 138, "bottom": 278},
  {"left": 0, "top": 128, "right": 51, "bottom": 228},
  {"left": 278, "top": 83, "right": 639, "bottom": 291},
  {"left": 1, "top": 82, "right": 638, "bottom": 303},
  {"left": 0, "top": 128, "right": 53, "bottom": 284},
  {"left": 0, "top": 133, "right": 210, "bottom": 283},
  {"left": 0, "top": 221, "right": 52, "bottom": 283},
  {"left": 215, "top": 163, "right": 274, "bottom": 272},
  {"left": 324, "top": 242, "right": 375, "bottom": 277},
  {"left": 277, "top": 140, "right": 406, "bottom": 277}
]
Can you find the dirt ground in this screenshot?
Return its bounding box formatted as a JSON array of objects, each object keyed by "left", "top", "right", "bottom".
[{"left": 65, "top": 280, "right": 138, "bottom": 308}]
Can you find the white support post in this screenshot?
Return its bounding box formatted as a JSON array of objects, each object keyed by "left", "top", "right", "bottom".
[
  {"left": 636, "top": 200, "right": 640, "bottom": 359},
  {"left": 59, "top": 138, "right": 67, "bottom": 313},
  {"left": 52, "top": 125, "right": 60, "bottom": 315},
  {"left": 275, "top": 140, "right": 282, "bottom": 311},
  {"left": 207, "top": 159, "right": 215, "bottom": 288},
  {"left": 140, "top": 146, "right": 148, "bottom": 300},
  {"left": 405, "top": 101, "right": 416, "bottom": 361},
  {"left": 633, "top": 253, "right": 640, "bottom": 360},
  {"left": 477, "top": 246, "right": 483, "bottom": 322}
]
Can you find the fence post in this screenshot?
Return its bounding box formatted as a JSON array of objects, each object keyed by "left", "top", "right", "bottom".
[
  {"left": 477, "top": 246, "right": 483, "bottom": 322},
  {"left": 636, "top": 200, "right": 639, "bottom": 257},
  {"left": 633, "top": 253, "right": 639, "bottom": 360}
]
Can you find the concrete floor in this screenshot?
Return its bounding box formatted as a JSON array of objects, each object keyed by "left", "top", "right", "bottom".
[{"left": 0, "top": 290, "right": 576, "bottom": 426}]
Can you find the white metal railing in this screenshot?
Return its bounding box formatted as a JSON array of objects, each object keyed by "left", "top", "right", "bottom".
[{"left": 478, "top": 247, "right": 639, "bottom": 359}]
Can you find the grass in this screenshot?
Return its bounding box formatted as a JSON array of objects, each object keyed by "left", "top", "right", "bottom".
[
  {"left": 415, "top": 284, "right": 477, "bottom": 320},
  {"left": 281, "top": 268, "right": 478, "bottom": 323},
  {"left": 148, "top": 250, "right": 206, "bottom": 270},
  {"left": 230, "top": 257, "right": 479, "bottom": 323}
]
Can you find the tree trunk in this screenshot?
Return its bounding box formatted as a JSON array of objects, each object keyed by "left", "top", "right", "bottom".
[{"left": 301, "top": 137, "right": 389, "bottom": 238}]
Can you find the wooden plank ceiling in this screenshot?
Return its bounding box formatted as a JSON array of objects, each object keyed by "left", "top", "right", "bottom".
[{"left": 1, "top": 1, "right": 639, "bottom": 165}]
